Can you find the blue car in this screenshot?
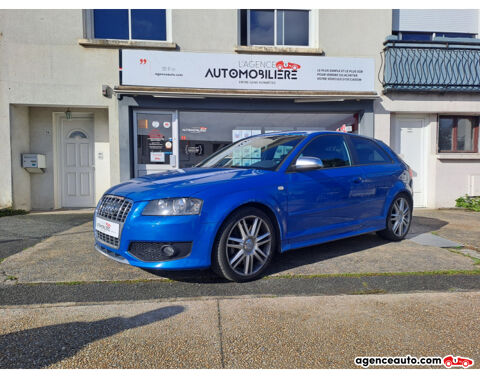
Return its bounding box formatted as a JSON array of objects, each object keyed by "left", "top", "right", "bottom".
[{"left": 94, "top": 131, "right": 413, "bottom": 282}]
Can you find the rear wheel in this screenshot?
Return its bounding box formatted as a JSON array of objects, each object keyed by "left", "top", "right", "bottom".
[
  {"left": 377, "top": 193, "right": 412, "bottom": 241},
  {"left": 212, "top": 207, "right": 276, "bottom": 282}
]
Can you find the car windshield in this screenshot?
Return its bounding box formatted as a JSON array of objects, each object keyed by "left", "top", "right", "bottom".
[{"left": 197, "top": 134, "right": 305, "bottom": 170}]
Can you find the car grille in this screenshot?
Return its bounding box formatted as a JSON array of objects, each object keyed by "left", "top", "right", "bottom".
[
  {"left": 96, "top": 231, "right": 120, "bottom": 249},
  {"left": 96, "top": 195, "right": 133, "bottom": 222},
  {"left": 95, "top": 195, "right": 133, "bottom": 249}
]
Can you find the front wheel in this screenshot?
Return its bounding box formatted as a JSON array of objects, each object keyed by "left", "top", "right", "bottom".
[
  {"left": 212, "top": 207, "right": 276, "bottom": 282},
  {"left": 377, "top": 194, "right": 412, "bottom": 241}
]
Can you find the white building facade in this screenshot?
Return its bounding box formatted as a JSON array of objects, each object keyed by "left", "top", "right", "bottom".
[
  {"left": 376, "top": 9, "right": 480, "bottom": 208},
  {"left": 1, "top": 9, "right": 479, "bottom": 210}
]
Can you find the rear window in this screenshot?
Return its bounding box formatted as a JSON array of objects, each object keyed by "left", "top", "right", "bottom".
[{"left": 349, "top": 137, "right": 392, "bottom": 165}]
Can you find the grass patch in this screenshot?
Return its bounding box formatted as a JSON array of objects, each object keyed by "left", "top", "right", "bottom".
[
  {"left": 14, "top": 270, "right": 480, "bottom": 287},
  {"left": 55, "top": 281, "right": 83, "bottom": 286},
  {"left": 449, "top": 245, "right": 464, "bottom": 250},
  {"left": 5, "top": 275, "right": 17, "bottom": 281},
  {"left": 447, "top": 248, "right": 480, "bottom": 265},
  {"left": 108, "top": 278, "right": 172, "bottom": 284},
  {"left": 351, "top": 289, "right": 387, "bottom": 295},
  {"left": 49, "top": 278, "right": 170, "bottom": 286},
  {"left": 0, "top": 258, "right": 5, "bottom": 264},
  {"left": 0, "top": 207, "right": 28, "bottom": 217},
  {"left": 265, "top": 269, "right": 480, "bottom": 280}
]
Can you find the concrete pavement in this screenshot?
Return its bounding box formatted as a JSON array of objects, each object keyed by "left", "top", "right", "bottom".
[
  {"left": 1, "top": 291, "right": 479, "bottom": 368},
  {"left": 1, "top": 208, "right": 479, "bottom": 369},
  {"left": 0, "top": 209, "right": 93, "bottom": 260},
  {"left": 1, "top": 208, "right": 479, "bottom": 284},
  {"left": 412, "top": 209, "right": 480, "bottom": 250}
]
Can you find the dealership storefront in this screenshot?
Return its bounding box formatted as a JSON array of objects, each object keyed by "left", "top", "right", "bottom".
[{"left": 114, "top": 50, "right": 377, "bottom": 180}]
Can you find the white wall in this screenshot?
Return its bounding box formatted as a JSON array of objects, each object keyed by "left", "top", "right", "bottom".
[
  {"left": 10, "top": 105, "right": 31, "bottom": 210},
  {"left": 436, "top": 159, "right": 480, "bottom": 207},
  {"left": 317, "top": 9, "right": 392, "bottom": 93},
  {"left": 0, "top": 9, "right": 118, "bottom": 209},
  {"left": 93, "top": 110, "right": 111, "bottom": 201},
  {"left": 29, "top": 108, "right": 56, "bottom": 209},
  {"left": 384, "top": 93, "right": 480, "bottom": 208},
  {"left": 172, "top": 9, "right": 238, "bottom": 52}
]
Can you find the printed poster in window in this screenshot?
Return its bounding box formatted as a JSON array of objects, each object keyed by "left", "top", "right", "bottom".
[
  {"left": 150, "top": 151, "right": 165, "bottom": 163},
  {"left": 241, "top": 130, "right": 252, "bottom": 139},
  {"left": 232, "top": 129, "right": 243, "bottom": 142}
]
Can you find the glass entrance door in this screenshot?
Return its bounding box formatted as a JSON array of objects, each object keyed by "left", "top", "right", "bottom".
[{"left": 133, "top": 110, "right": 178, "bottom": 177}]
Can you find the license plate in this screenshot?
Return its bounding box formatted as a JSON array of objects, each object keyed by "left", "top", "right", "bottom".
[{"left": 95, "top": 217, "right": 120, "bottom": 238}]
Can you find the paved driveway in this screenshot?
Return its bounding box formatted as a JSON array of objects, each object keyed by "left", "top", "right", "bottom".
[
  {"left": 0, "top": 209, "right": 93, "bottom": 260},
  {"left": 1, "top": 292, "right": 479, "bottom": 368},
  {"left": 1, "top": 208, "right": 479, "bottom": 284}
]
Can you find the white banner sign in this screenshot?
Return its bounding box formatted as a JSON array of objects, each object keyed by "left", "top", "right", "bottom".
[{"left": 121, "top": 50, "right": 375, "bottom": 93}]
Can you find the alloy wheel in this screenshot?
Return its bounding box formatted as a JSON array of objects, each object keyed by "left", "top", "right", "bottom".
[
  {"left": 225, "top": 215, "right": 272, "bottom": 277},
  {"left": 390, "top": 197, "right": 411, "bottom": 237}
]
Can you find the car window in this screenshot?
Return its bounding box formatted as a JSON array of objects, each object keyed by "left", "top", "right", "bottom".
[
  {"left": 299, "top": 135, "right": 351, "bottom": 168},
  {"left": 197, "top": 134, "right": 304, "bottom": 170},
  {"left": 349, "top": 137, "right": 392, "bottom": 165},
  {"left": 273, "top": 145, "right": 294, "bottom": 160}
]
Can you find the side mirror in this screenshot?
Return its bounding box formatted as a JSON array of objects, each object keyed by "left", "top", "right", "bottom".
[{"left": 294, "top": 157, "right": 324, "bottom": 171}]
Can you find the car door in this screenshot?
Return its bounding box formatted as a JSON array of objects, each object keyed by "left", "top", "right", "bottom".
[
  {"left": 346, "top": 136, "right": 401, "bottom": 228},
  {"left": 286, "top": 134, "right": 366, "bottom": 248}
]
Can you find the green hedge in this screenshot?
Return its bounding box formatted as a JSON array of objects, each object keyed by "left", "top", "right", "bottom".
[
  {"left": 455, "top": 195, "right": 480, "bottom": 212},
  {"left": 0, "top": 207, "right": 29, "bottom": 217}
]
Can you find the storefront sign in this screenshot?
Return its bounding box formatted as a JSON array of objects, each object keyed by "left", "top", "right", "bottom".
[
  {"left": 181, "top": 127, "right": 208, "bottom": 134},
  {"left": 121, "top": 50, "right": 375, "bottom": 93}
]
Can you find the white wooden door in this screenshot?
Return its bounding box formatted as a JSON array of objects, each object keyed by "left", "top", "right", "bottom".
[
  {"left": 61, "top": 118, "right": 95, "bottom": 207},
  {"left": 397, "top": 117, "right": 426, "bottom": 207}
]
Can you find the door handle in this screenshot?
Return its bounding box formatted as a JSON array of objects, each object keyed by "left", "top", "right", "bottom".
[{"left": 353, "top": 177, "right": 363, "bottom": 184}]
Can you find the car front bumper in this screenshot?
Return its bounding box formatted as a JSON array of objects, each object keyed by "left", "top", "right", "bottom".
[{"left": 94, "top": 199, "right": 217, "bottom": 270}]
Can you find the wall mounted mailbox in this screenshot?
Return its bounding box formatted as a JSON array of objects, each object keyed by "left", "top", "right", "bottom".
[{"left": 22, "top": 153, "right": 46, "bottom": 173}]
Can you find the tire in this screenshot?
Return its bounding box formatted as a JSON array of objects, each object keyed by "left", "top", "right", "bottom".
[
  {"left": 377, "top": 193, "right": 413, "bottom": 241},
  {"left": 212, "top": 207, "right": 276, "bottom": 282}
]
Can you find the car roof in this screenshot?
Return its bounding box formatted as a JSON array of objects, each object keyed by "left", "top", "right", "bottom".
[
  {"left": 259, "top": 130, "right": 369, "bottom": 138},
  {"left": 252, "top": 130, "right": 386, "bottom": 145}
]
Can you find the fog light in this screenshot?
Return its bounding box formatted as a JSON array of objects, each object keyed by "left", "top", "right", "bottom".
[{"left": 161, "top": 245, "right": 176, "bottom": 257}]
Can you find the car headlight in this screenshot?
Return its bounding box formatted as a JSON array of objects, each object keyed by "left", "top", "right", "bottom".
[{"left": 142, "top": 198, "right": 203, "bottom": 216}]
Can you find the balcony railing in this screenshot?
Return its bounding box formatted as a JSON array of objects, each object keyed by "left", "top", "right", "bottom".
[{"left": 382, "top": 37, "right": 480, "bottom": 93}]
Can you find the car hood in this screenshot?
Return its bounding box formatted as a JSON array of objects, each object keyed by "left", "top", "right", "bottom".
[{"left": 106, "top": 167, "right": 273, "bottom": 202}]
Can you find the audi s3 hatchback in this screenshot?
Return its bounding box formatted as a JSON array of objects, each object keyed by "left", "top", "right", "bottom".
[{"left": 94, "top": 131, "right": 413, "bottom": 282}]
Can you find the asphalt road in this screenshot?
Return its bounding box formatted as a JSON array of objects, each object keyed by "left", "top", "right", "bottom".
[{"left": 2, "top": 273, "right": 480, "bottom": 306}]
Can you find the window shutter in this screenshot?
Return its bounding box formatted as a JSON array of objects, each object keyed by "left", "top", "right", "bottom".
[{"left": 393, "top": 9, "right": 478, "bottom": 34}]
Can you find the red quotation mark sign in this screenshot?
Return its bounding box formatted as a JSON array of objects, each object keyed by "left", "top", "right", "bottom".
[{"left": 139, "top": 58, "right": 148, "bottom": 64}]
